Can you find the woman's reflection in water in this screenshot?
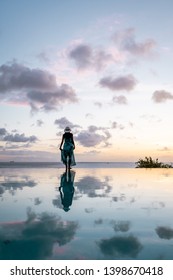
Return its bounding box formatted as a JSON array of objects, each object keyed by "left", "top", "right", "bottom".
[{"left": 59, "top": 170, "right": 75, "bottom": 212}]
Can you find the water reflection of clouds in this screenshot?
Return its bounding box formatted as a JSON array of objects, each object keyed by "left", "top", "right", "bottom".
[
  {"left": 156, "top": 226, "right": 173, "bottom": 240},
  {"left": 151, "top": 201, "right": 165, "bottom": 209},
  {"left": 111, "top": 220, "right": 131, "bottom": 232},
  {"left": 97, "top": 235, "right": 142, "bottom": 258},
  {"left": 0, "top": 177, "right": 37, "bottom": 197},
  {"left": 52, "top": 196, "right": 62, "bottom": 209},
  {"left": 141, "top": 200, "right": 166, "bottom": 212},
  {"left": 0, "top": 208, "right": 78, "bottom": 260},
  {"left": 75, "top": 176, "right": 111, "bottom": 198},
  {"left": 53, "top": 172, "right": 112, "bottom": 211},
  {"left": 112, "top": 193, "right": 137, "bottom": 206},
  {"left": 94, "top": 219, "right": 131, "bottom": 233},
  {"left": 0, "top": 168, "right": 173, "bottom": 260},
  {"left": 0, "top": 186, "right": 4, "bottom": 196},
  {"left": 85, "top": 208, "right": 95, "bottom": 213},
  {"left": 93, "top": 218, "right": 173, "bottom": 259},
  {"left": 34, "top": 197, "right": 42, "bottom": 206},
  {"left": 94, "top": 218, "right": 103, "bottom": 225},
  {"left": 112, "top": 194, "right": 126, "bottom": 202}
]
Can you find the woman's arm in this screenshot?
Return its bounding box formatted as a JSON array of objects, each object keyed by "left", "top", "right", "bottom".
[
  {"left": 71, "top": 134, "right": 75, "bottom": 149},
  {"left": 59, "top": 135, "right": 64, "bottom": 150}
]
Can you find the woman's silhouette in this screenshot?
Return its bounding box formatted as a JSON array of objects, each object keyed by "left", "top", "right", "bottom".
[{"left": 59, "top": 126, "right": 76, "bottom": 171}]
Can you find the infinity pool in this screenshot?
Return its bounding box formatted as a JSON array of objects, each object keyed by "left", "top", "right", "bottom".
[{"left": 0, "top": 167, "right": 173, "bottom": 260}]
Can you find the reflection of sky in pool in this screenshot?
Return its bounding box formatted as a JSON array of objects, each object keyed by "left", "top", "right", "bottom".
[{"left": 0, "top": 167, "right": 173, "bottom": 260}]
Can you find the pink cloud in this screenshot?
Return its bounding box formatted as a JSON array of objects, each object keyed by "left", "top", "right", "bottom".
[{"left": 152, "top": 90, "right": 173, "bottom": 103}]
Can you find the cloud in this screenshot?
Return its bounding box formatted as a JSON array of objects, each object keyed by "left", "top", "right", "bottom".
[
  {"left": 94, "top": 102, "right": 102, "bottom": 108},
  {"left": 85, "top": 113, "right": 94, "bottom": 119},
  {"left": 67, "top": 28, "right": 156, "bottom": 75},
  {"left": 97, "top": 235, "right": 142, "bottom": 258},
  {"left": 37, "top": 51, "right": 50, "bottom": 63},
  {"left": 76, "top": 126, "right": 111, "bottom": 147},
  {"left": 27, "top": 84, "right": 78, "bottom": 112},
  {"left": 152, "top": 90, "right": 173, "bottom": 103},
  {"left": 112, "top": 28, "right": 156, "bottom": 57},
  {"left": 69, "top": 44, "right": 92, "bottom": 69},
  {"left": 54, "top": 117, "right": 81, "bottom": 130},
  {"left": 112, "top": 95, "right": 128, "bottom": 104},
  {"left": 99, "top": 74, "right": 137, "bottom": 91},
  {"left": 87, "top": 125, "right": 103, "bottom": 132},
  {"left": 3, "top": 133, "right": 37, "bottom": 143},
  {"left": 0, "top": 62, "right": 78, "bottom": 112},
  {"left": 111, "top": 121, "right": 125, "bottom": 130},
  {"left": 112, "top": 122, "right": 118, "bottom": 129},
  {"left": 0, "top": 128, "right": 38, "bottom": 143},
  {"left": 82, "top": 150, "right": 100, "bottom": 156},
  {"left": 157, "top": 146, "right": 171, "bottom": 152},
  {"left": 68, "top": 43, "right": 112, "bottom": 71},
  {"left": 0, "top": 149, "right": 57, "bottom": 162},
  {"left": 76, "top": 131, "right": 105, "bottom": 147},
  {"left": 0, "top": 128, "right": 38, "bottom": 159},
  {"left": 2, "top": 143, "right": 31, "bottom": 150},
  {"left": 0, "top": 62, "right": 57, "bottom": 92},
  {"left": 0, "top": 128, "right": 7, "bottom": 136},
  {"left": 36, "top": 119, "right": 44, "bottom": 127}
]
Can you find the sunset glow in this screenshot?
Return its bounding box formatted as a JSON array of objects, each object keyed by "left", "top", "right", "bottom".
[{"left": 0, "top": 0, "right": 173, "bottom": 162}]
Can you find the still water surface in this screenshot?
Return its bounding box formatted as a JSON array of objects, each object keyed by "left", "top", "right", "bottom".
[{"left": 0, "top": 167, "right": 173, "bottom": 260}]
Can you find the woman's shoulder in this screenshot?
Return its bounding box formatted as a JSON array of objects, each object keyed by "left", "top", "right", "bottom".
[{"left": 64, "top": 132, "right": 73, "bottom": 137}]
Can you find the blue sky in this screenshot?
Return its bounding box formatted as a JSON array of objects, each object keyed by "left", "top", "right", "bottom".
[{"left": 0, "top": 0, "right": 173, "bottom": 162}]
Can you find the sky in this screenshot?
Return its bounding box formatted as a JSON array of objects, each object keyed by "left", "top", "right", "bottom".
[{"left": 0, "top": 0, "right": 173, "bottom": 162}]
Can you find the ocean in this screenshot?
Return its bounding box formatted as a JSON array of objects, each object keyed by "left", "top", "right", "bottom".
[
  {"left": 0, "top": 164, "right": 173, "bottom": 260},
  {"left": 0, "top": 161, "right": 136, "bottom": 168}
]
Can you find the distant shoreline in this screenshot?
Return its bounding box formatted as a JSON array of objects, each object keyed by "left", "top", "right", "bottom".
[{"left": 0, "top": 162, "right": 136, "bottom": 168}]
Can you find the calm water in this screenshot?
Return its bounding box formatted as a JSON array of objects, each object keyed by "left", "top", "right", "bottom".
[{"left": 0, "top": 166, "right": 173, "bottom": 260}]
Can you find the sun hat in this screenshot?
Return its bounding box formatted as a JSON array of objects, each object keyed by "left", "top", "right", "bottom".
[{"left": 64, "top": 126, "right": 71, "bottom": 132}]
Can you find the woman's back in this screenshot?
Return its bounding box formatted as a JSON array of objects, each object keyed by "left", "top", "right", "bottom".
[{"left": 63, "top": 132, "right": 74, "bottom": 143}]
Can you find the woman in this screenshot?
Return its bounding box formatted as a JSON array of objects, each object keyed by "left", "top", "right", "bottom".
[{"left": 59, "top": 127, "right": 76, "bottom": 171}]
